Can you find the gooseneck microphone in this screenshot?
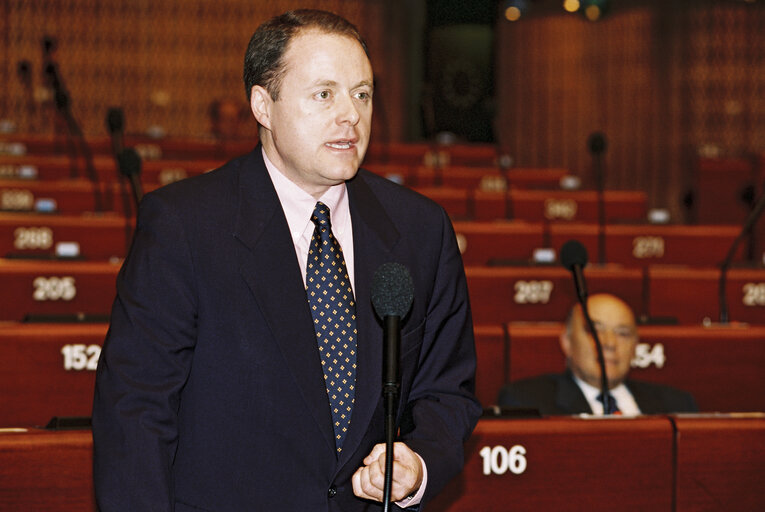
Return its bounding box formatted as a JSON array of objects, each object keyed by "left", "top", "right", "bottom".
[
  {"left": 588, "top": 132, "right": 607, "bottom": 265},
  {"left": 371, "top": 262, "right": 414, "bottom": 512},
  {"left": 43, "top": 38, "right": 104, "bottom": 212},
  {"left": 560, "top": 240, "right": 614, "bottom": 415},
  {"left": 718, "top": 189, "right": 765, "bottom": 323}
]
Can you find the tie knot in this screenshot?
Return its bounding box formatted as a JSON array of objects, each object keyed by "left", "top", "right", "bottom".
[{"left": 311, "top": 201, "right": 332, "bottom": 230}]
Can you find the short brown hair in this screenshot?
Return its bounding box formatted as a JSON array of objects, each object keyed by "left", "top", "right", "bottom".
[{"left": 243, "top": 9, "right": 368, "bottom": 101}]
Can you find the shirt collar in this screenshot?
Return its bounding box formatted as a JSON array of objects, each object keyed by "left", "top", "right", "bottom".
[{"left": 262, "top": 147, "right": 348, "bottom": 241}]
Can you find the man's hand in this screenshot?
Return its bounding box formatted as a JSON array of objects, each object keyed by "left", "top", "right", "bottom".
[{"left": 352, "top": 442, "right": 423, "bottom": 502}]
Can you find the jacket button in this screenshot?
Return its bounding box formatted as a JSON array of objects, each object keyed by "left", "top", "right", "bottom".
[{"left": 328, "top": 485, "right": 337, "bottom": 498}]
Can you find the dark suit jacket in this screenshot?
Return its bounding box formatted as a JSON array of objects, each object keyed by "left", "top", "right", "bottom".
[
  {"left": 92, "top": 147, "right": 481, "bottom": 511},
  {"left": 497, "top": 371, "right": 698, "bottom": 416}
]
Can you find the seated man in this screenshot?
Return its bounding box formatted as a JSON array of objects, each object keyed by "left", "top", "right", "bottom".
[{"left": 497, "top": 293, "right": 697, "bottom": 415}]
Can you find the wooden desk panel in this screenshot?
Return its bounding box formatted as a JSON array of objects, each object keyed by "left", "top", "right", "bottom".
[
  {"left": 674, "top": 414, "right": 765, "bottom": 511},
  {"left": 0, "top": 416, "right": 760, "bottom": 511},
  {"left": 453, "top": 222, "right": 545, "bottom": 266},
  {"left": 0, "top": 213, "right": 130, "bottom": 260},
  {"left": 0, "top": 133, "right": 254, "bottom": 160},
  {"left": 550, "top": 223, "right": 745, "bottom": 268},
  {"left": 0, "top": 323, "right": 107, "bottom": 427},
  {"left": 509, "top": 190, "right": 646, "bottom": 222},
  {"left": 648, "top": 266, "right": 765, "bottom": 324},
  {"left": 466, "top": 265, "right": 644, "bottom": 324},
  {"left": 0, "top": 428, "right": 95, "bottom": 511},
  {"left": 414, "top": 166, "right": 568, "bottom": 190},
  {"left": 0, "top": 155, "right": 222, "bottom": 184},
  {"left": 450, "top": 222, "right": 746, "bottom": 267},
  {"left": 501, "top": 323, "right": 765, "bottom": 412},
  {"left": 0, "top": 260, "right": 119, "bottom": 321},
  {"left": 0, "top": 179, "right": 162, "bottom": 214},
  {"left": 429, "top": 416, "right": 674, "bottom": 512}
]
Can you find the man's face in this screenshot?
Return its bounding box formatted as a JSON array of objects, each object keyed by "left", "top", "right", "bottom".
[
  {"left": 560, "top": 294, "right": 638, "bottom": 389},
  {"left": 251, "top": 29, "right": 373, "bottom": 198}
]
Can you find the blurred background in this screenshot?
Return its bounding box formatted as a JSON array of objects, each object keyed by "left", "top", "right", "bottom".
[{"left": 1, "top": 0, "right": 762, "bottom": 220}]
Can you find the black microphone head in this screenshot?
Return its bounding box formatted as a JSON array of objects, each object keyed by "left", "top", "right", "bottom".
[
  {"left": 371, "top": 262, "right": 414, "bottom": 318},
  {"left": 106, "top": 108, "right": 124, "bottom": 134},
  {"left": 117, "top": 148, "right": 142, "bottom": 177},
  {"left": 588, "top": 132, "right": 607, "bottom": 155},
  {"left": 560, "top": 239, "right": 588, "bottom": 271}
]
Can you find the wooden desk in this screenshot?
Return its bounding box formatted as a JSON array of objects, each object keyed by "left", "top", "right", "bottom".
[
  {"left": 674, "top": 414, "right": 765, "bottom": 511},
  {"left": 0, "top": 323, "right": 107, "bottom": 427},
  {"left": 0, "top": 259, "right": 119, "bottom": 321},
  {"left": 453, "top": 221, "right": 545, "bottom": 265},
  {"left": 429, "top": 416, "right": 674, "bottom": 511},
  {"left": 1, "top": 417, "right": 761, "bottom": 511},
  {"left": 498, "top": 323, "right": 765, "bottom": 412},
  {"left": 365, "top": 142, "right": 498, "bottom": 167},
  {"left": 648, "top": 266, "right": 765, "bottom": 324},
  {"left": 466, "top": 265, "right": 644, "bottom": 324},
  {"left": 0, "top": 133, "right": 254, "bottom": 161},
  {"left": 415, "top": 166, "right": 568, "bottom": 190},
  {"left": 0, "top": 428, "right": 95, "bottom": 511},
  {"left": 550, "top": 223, "right": 745, "bottom": 268},
  {"left": 0, "top": 155, "right": 222, "bottom": 184},
  {"left": 0, "top": 213, "right": 130, "bottom": 260},
  {"left": 0, "top": 178, "right": 159, "bottom": 214},
  {"left": 473, "top": 190, "right": 647, "bottom": 222},
  {"left": 451, "top": 222, "right": 746, "bottom": 267}
]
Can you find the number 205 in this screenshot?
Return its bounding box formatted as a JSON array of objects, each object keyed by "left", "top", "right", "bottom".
[{"left": 479, "top": 445, "right": 527, "bottom": 475}]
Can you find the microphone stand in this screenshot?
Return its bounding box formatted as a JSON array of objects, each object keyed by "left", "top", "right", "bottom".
[
  {"left": 382, "top": 314, "right": 401, "bottom": 512},
  {"left": 589, "top": 133, "right": 607, "bottom": 265},
  {"left": 719, "top": 189, "right": 765, "bottom": 323},
  {"left": 578, "top": 297, "right": 613, "bottom": 415},
  {"left": 45, "top": 60, "right": 104, "bottom": 212}
]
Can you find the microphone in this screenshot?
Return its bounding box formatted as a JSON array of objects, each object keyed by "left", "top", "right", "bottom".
[
  {"left": 106, "top": 107, "right": 125, "bottom": 156},
  {"left": 718, "top": 188, "right": 765, "bottom": 323},
  {"left": 370, "top": 262, "right": 414, "bottom": 511},
  {"left": 588, "top": 132, "right": 607, "bottom": 264},
  {"left": 117, "top": 147, "right": 144, "bottom": 206},
  {"left": 560, "top": 240, "right": 614, "bottom": 414}
]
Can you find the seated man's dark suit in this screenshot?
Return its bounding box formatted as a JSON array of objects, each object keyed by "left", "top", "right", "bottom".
[
  {"left": 497, "top": 370, "right": 698, "bottom": 415},
  {"left": 92, "top": 147, "right": 481, "bottom": 511}
]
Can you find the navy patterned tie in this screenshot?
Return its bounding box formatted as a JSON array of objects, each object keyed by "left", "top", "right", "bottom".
[
  {"left": 306, "top": 202, "right": 357, "bottom": 453},
  {"left": 597, "top": 393, "right": 622, "bottom": 415}
]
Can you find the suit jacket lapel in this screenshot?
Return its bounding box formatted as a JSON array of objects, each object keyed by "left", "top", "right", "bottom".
[
  {"left": 233, "top": 149, "right": 336, "bottom": 454},
  {"left": 626, "top": 380, "right": 656, "bottom": 414},
  {"left": 338, "top": 172, "right": 400, "bottom": 465},
  {"left": 556, "top": 371, "right": 594, "bottom": 414}
]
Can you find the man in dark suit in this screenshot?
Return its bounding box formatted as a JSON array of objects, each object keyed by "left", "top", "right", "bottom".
[
  {"left": 497, "top": 294, "right": 697, "bottom": 415},
  {"left": 92, "top": 9, "right": 481, "bottom": 511}
]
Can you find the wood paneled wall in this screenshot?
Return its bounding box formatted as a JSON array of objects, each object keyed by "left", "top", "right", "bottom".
[
  {"left": 495, "top": 0, "right": 764, "bottom": 218},
  {"left": 0, "top": 0, "right": 408, "bottom": 143}
]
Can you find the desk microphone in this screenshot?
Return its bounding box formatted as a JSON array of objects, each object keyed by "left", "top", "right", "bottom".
[
  {"left": 371, "top": 262, "right": 414, "bottom": 511},
  {"left": 718, "top": 188, "right": 765, "bottom": 323},
  {"left": 560, "top": 240, "right": 615, "bottom": 414}
]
